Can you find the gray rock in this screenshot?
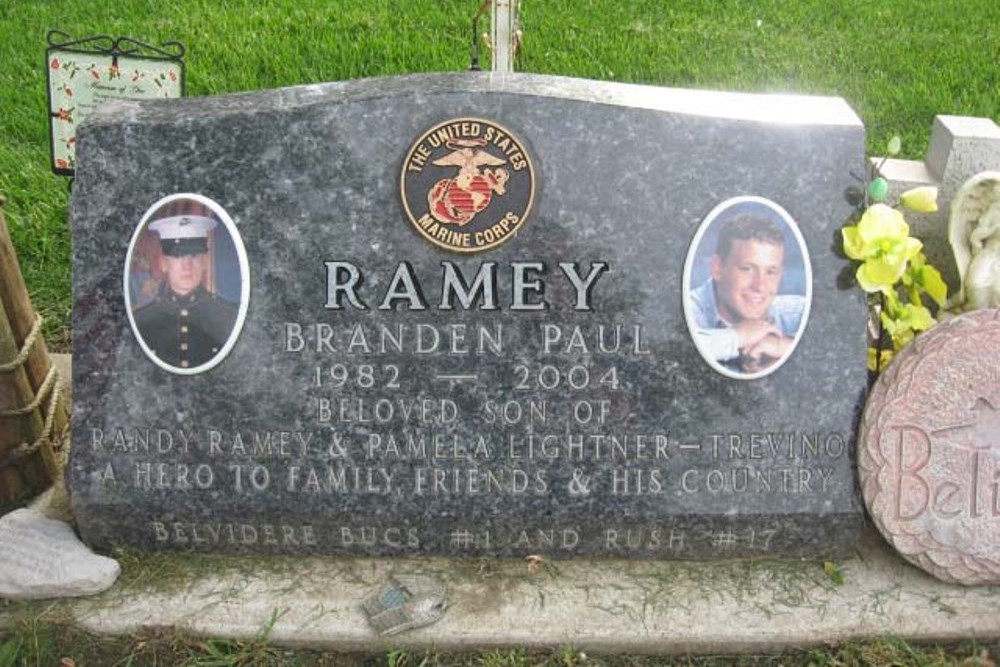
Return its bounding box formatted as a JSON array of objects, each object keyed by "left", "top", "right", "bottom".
[
  {"left": 68, "top": 73, "right": 868, "bottom": 559},
  {"left": 0, "top": 508, "right": 120, "bottom": 599}
]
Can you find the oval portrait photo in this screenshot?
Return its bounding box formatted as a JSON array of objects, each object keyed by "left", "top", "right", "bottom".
[
  {"left": 124, "top": 193, "right": 250, "bottom": 375},
  {"left": 682, "top": 196, "right": 812, "bottom": 380}
]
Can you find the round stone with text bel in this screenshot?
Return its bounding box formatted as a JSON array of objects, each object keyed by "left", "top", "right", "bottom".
[{"left": 860, "top": 308, "right": 1000, "bottom": 585}]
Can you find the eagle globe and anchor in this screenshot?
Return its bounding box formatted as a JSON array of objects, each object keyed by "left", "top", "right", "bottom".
[{"left": 401, "top": 118, "right": 536, "bottom": 254}]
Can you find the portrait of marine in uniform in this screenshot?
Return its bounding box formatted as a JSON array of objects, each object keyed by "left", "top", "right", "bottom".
[
  {"left": 125, "top": 194, "right": 249, "bottom": 374},
  {"left": 683, "top": 196, "right": 812, "bottom": 380}
]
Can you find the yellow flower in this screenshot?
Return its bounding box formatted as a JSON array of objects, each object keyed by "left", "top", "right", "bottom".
[
  {"left": 899, "top": 186, "right": 938, "bottom": 213},
  {"left": 842, "top": 204, "right": 922, "bottom": 293}
]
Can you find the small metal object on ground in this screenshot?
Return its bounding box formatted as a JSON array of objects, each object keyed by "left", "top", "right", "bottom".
[{"left": 360, "top": 574, "right": 448, "bottom": 636}]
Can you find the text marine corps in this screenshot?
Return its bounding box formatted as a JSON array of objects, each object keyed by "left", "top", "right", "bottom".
[{"left": 401, "top": 118, "right": 536, "bottom": 253}]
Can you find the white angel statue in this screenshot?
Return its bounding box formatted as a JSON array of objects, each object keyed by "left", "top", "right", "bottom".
[{"left": 947, "top": 172, "right": 1000, "bottom": 312}]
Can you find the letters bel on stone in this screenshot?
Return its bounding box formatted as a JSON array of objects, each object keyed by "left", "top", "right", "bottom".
[
  {"left": 861, "top": 309, "right": 1000, "bottom": 585},
  {"left": 69, "top": 73, "right": 867, "bottom": 559}
]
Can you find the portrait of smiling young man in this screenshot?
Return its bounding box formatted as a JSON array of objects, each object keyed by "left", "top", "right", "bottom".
[{"left": 688, "top": 211, "right": 809, "bottom": 377}]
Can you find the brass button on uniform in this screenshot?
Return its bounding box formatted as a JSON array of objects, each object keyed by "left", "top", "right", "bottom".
[
  {"left": 181, "top": 325, "right": 189, "bottom": 333},
  {"left": 180, "top": 309, "right": 189, "bottom": 317}
]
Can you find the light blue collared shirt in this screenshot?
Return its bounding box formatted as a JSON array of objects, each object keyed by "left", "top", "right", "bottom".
[{"left": 689, "top": 278, "right": 806, "bottom": 362}]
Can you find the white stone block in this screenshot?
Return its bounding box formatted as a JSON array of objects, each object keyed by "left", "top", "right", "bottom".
[
  {"left": 927, "top": 115, "right": 1000, "bottom": 180},
  {"left": 0, "top": 508, "right": 119, "bottom": 600}
]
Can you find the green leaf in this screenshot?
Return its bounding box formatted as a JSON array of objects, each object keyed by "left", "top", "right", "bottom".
[
  {"left": 823, "top": 561, "right": 845, "bottom": 585},
  {"left": 880, "top": 303, "right": 935, "bottom": 351},
  {"left": 886, "top": 325, "right": 916, "bottom": 350},
  {"left": 883, "top": 288, "right": 903, "bottom": 314},
  {"left": 899, "top": 303, "right": 936, "bottom": 331},
  {"left": 915, "top": 263, "right": 948, "bottom": 307},
  {"left": 880, "top": 310, "right": 911, "bottom": 339}
]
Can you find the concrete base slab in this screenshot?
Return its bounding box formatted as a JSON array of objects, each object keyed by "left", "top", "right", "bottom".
[
  {"left": 2, "top": 523, "right": 997, "bottom": 655},
  {"left": 4, "top": 357, "right": 996, "bottom": 654}
]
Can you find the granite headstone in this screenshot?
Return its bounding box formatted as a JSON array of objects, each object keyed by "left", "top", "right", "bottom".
[{"left": 69, "top": 73, "right": 867, "bottom": 559}]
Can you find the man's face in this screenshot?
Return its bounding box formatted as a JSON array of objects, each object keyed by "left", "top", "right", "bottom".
[
  {"left": 161, "top": 253, "right": 206, "bottom": 296},
  {"left": 710, "top": 239, "right": 784, "bottom": 322}
]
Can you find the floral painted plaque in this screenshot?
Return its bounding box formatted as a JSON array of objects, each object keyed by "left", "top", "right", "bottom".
[{"left": 46, "top": 31, "right": 184, "bottom": 175}]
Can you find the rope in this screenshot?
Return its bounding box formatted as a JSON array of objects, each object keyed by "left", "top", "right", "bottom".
[
  {"left": 0, "top": 314, "right": 67, "bottom": 472},
  {"left": 0, "top": 366, "right": 66, "bottom": 470},
  {"left": 0, "top": 315, "right": 42, "bottom": 373},
  {"left": 1, "top": 364, "right": 58, "bottom": 416}
]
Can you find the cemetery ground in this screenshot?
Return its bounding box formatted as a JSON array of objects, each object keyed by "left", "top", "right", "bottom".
[
  {"left": 0, "top": 619, "right": 998, "bottom": 667},
  {"left": 2, "top": 0, "right": 1000, "bottom": 348},
  {"left": 2, "top": 515, "right": 999, "bottom": 666}
]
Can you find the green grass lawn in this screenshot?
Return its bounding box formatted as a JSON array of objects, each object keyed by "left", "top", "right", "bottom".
[
  {"left": 1, "top": 0, "right": 999, "bottom": 345},
  {"left": 0, "top": 618, "right": 996, "bottom": 666}
]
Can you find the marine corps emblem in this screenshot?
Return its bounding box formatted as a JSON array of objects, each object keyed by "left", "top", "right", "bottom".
[{"left": 401, "top": 118, "right": 535, "bottom": 253}]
